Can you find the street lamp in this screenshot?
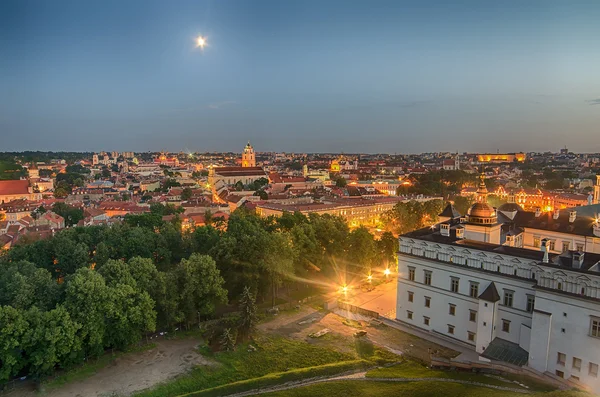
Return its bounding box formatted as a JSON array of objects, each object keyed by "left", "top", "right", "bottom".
[
  {"left": 367, "top": 274, "right": 373, "bottom": 283},
  {"left": 384, "top": 268, "right": 391, "bottom": 277}
]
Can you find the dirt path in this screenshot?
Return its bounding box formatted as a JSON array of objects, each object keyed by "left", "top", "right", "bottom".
[{"left": 19, "top": 338, "right": 214, "bottom": 397}]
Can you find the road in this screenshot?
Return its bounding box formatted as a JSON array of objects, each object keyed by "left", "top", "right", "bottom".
[{"left": 344, "top": 279, "right": 397, "bottom": 318}]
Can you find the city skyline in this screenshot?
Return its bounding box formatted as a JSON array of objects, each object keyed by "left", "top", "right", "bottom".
[{"left": 2, "top": 0, "right": 600, "bottom": 153}]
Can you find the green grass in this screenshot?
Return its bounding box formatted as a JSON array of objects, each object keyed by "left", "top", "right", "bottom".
[
  {"left": 134, "top": 335, "right": 361, "bottom": 397},
  {"left": 366, "top": 360, "right": 556, "bottom": 392},
  {"left": 43, "top": 343, "right": 157, "bottom": 391},
  {"left": 181, "top": 360, "right": 369, "bottom": 397},
  {"left": 261, "top": 381, "right": 592, "bottom": 397}
]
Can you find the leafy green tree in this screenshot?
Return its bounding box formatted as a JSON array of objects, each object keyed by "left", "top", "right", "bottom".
[
  {"left": 181, "top": 187, "right": 193, "bottom": 201},
  {"left": 346, "top": 227, "right": 377, "bottom": 271},
  {"left": 377, "top": 231, "right": 398, "bottom": 267},
  {"left": 191, "top": 226, "right": 221, "bottom": 255},
  {"left": 452, "top": 196, "right": 473, "bottom": 216},
  {"left": 103, "top": 283, "right": 156, "bottom": 350},
  {"left": 52, "top": 202, "right": 84, "bottom": 227},
  {"left": 63, "top": 269, "right": 109, "bottom": 358},
  {"left": 0, "top": 306, "right": 28, "bottom": 381},
  {"left": 93, "top": 242, "right": 111, "bottom": 268},
  {"left": 238, "top": 286, "right": 257, "bottom": 341},
  {"left": 290, "top": 223, "right": 321, "bottom": 272},
  {"left": 22, "top": 305, "right": 81, "bottom": 378},
  {"left": 175, "top": 254, "right": 227, "bottom": 327},
  {"left": 335, "top": 177, "right": 347, "bottom": 188}
]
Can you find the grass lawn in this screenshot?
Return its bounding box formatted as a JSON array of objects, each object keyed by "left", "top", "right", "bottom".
[
  {"left": 366, "top": 360, "right": 556, "bottom": 392},
  {"left": 43, "top": 343, "right": 157, "bottom": 391},
  {"left": 134, "top": 334, "right": 392, "bottom": 397},
  {"left": 261, "top": 380, "right": 592, "bottom": 397}
]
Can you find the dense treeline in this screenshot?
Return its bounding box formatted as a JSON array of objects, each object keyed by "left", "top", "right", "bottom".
[
  {"left": 0, "top": 206, "right": 396, "bottom": 383},
  {"left": 381, "top": 200, "right": 444, "bottom": 235}
]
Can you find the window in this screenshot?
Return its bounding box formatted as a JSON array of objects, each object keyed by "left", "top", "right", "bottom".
[
  {"left": 449, "top": 304, "right": 456, "bottom": 316},
  {"left": 591, "top": 317, "right": 600, "bottom": 338},
  {"left": 424, "top": 296, "right": 431, "bottom": 308},
  {"left": 408, "top": 267, "right": 415, "bottom": 281},
  {"left": 467, "top": 332, "right": 476, "bottom": 342},
  {"left": 572, "top": 357, "right": 582, "bottom": 371},
  {"left": 576, "top": 243, "right": 584, "bottom": 252},
  {"left": 502, "top": 319, "right": 511, "bottom": 333},
  {"left": 408, "top": 291, "right": 414, "bottom": 302},
  {"left": 526, "top": 295, "right": 535, "bottom": 313},
  {"left": 557, "top": 282, "right": 563, "bottom": 291},
  {"left": 469, "top": 282, "right": 479, "bottom": 298},
  {"left": 557, "top": 352, "right": 566, "bottom": 366},
  {"left": 407, "top": 310, "right": 413, "bottom": 320},
  {"left": 447, "top": 325, "right": 455, "bottom": 335},
  {"left": 589, "top": 363, "right": 598, "bottom": 377},
  {"left": 503, "top": 290, "right": 514, "bottom": 307},
  {"left": 549, "top": 240, "right": 555, "bottom": 251},
  {"left": 423, "top": 316, "right": 430, "bottom": 326},
  {"left": 424, "top": 270, "right": 432, "bottom": 285},
  {"left": 450, "top": 277, "right": 459, "bottom": 293},
  {"left": 556, "top": 370, "right": 564, "bottom": 378},
  {"left": 469, "top": 310, "right": 477, "bottom": 322},
  {"left": 533, "top": 237, "right": 541, "bottom": 248},
  {"left": 562, "top": 241, "right": 570, "bottom": 253}
]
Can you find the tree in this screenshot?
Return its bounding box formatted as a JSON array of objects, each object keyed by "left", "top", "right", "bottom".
[
  {"left": 175, "top": 254, "right": 228, "bottom": 327},
  {"left": 238, "top": 286, "right": 257, "bottom": 341},
  {"left": 0, "top": 306, "right": 28, "bottom": 382},
  {"left": 52, "top": 202, "right": 84, "bottom": 227},
  {"left": 452, "top": 196, "right": 473, "bottom": 216},
  {"left": 63, "top": 269, "right": 109, "bottom": 358},
  {"left": 181, "top": 187, "right": 193, "bottom": 201},
  {"left": 220, "top": 328, "right": 236, "bottom": 351},
  {"left": 345, "top": 227, "right": 377, "bottom": 272},
  {"left": 335, "top": 177, "right": 347, "bottom": 188},
  {"left": 22, "top": 305, "right": 81, "bottom": 378},
  {"left": 376, "top": 231, "right": 398, "bottom": 267},
  {"left": 53, "top": 234, "right": 89, "bottom": 276}
]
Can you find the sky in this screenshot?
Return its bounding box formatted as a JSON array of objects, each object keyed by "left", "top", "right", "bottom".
[{"left": 1, "top": 0, "right": 599, "bottom": 154}]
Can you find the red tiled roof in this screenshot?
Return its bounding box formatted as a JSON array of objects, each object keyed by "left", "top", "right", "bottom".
[{"left": 0, "top": 180, "right": 30, "bottom": 195}]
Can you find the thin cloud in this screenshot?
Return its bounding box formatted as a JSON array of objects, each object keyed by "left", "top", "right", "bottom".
[
  {"left": 208, "top": 100, "right": 237, "bottom": 110},
  {"left": 586, "top": 98, "right": 600, "bottom": 105}
]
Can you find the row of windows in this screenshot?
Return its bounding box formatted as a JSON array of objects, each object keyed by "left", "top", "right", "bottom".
[
  {"left": 408, "top": 267, "right": 536, "bottom": 313},
  {"left": 405, "top": 311, "right": 477, "bottom": 342},
  {"left": 557, "top": 352, "right": 598, "bottom": 378},
  {"left": 533, "top": 237, "right": 584, "bottom": 253},
  {"left": 407, "top": 291, "right": 478, "bottom": 321}
]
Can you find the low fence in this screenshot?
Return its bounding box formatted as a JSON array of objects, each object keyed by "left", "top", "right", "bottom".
[{"left": 337, "top": 301, "right": 380, "bottom": 319}]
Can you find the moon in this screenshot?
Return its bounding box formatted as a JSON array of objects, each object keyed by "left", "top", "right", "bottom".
[{"left": 196, "top": 36, "right": 206, "bottom": 49}]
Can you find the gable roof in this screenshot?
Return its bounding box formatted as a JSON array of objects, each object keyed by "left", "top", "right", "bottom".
[{"left": 0, "top": 180, "right": 30, "bottom": 195}]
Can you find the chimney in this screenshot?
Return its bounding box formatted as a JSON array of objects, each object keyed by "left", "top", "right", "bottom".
[
  {"left": 573, "top": 251, "right": 585, "bottom": 269},
  {"left": 569, "top": 210, "right": 577, "bottom": 223},
  {"left": 553, "top": 209, "right": 560, "bottom": 220},
  {"left": 541, "top": 238, "right": 549, "bottom": 263},
  {"left": 535, "top": 207, "right": 542, "bottom": 217}
]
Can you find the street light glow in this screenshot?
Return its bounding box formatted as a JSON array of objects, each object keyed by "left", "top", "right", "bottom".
[
  {"left": 384, "top": 268, "right": 391, "bottom": 276},
  {"left": 367, "top": 274, "right": 373, "bottom": 282}
]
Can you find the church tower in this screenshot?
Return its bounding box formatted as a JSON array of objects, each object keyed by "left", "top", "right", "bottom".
[
  {"left": 594, "top": 175, "right": 600, "bottom": 205},
  {"left": 454, "top": 153, "right": 460, "bottom": 170},
  {"left": 28, "top": 162, "right": 39, "bottom": 180},
  {"left": 241, "top": 142, "right": 256, "bottom": 168}
]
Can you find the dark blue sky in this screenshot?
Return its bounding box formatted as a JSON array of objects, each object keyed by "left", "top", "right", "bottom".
[{"left": 1, "top": 0, "right": 599, "bottom": 153}]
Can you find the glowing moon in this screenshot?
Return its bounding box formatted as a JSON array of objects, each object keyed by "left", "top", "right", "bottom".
[{"left": 196, "top": 36, "right": 206, "bottom": 49}]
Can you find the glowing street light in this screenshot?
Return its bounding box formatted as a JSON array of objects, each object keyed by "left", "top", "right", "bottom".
[
  {"left": 367, "top": 274, "right": 373, "bottom": 283},
  {"left": 196, "top": 36, "right": 207, "bottom": 49},
  {"left": 384, "top": 268, "right": 391, "bottom": 277}
]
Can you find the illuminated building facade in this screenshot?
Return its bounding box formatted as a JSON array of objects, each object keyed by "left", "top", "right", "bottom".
[
  {"left": 241, "top": 142, "right": 256, "bottom": 168},
  {"left": 397, "top": 177, "right": 600, "bottom": 392},
  {"left": 477, "top": 153, "right": 526, "bottom": 163}
]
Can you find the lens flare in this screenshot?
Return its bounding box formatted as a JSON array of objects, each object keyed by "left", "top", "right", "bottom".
[{"left": 196, "top": 36, "right": 206, "bottom": 49}]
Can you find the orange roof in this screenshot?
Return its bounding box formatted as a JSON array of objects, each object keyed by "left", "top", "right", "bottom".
[{"left": 0, "top": 180, "right": 30, "bottom": 195}]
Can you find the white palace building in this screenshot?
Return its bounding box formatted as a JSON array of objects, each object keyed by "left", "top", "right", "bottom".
[{"left": 397, "top": 174, "right": 600, "bottom": 391}]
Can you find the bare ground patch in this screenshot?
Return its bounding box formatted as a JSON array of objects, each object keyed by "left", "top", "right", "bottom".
[{"left": 19, "top": 338, "right": 214, "bottom": 397}]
